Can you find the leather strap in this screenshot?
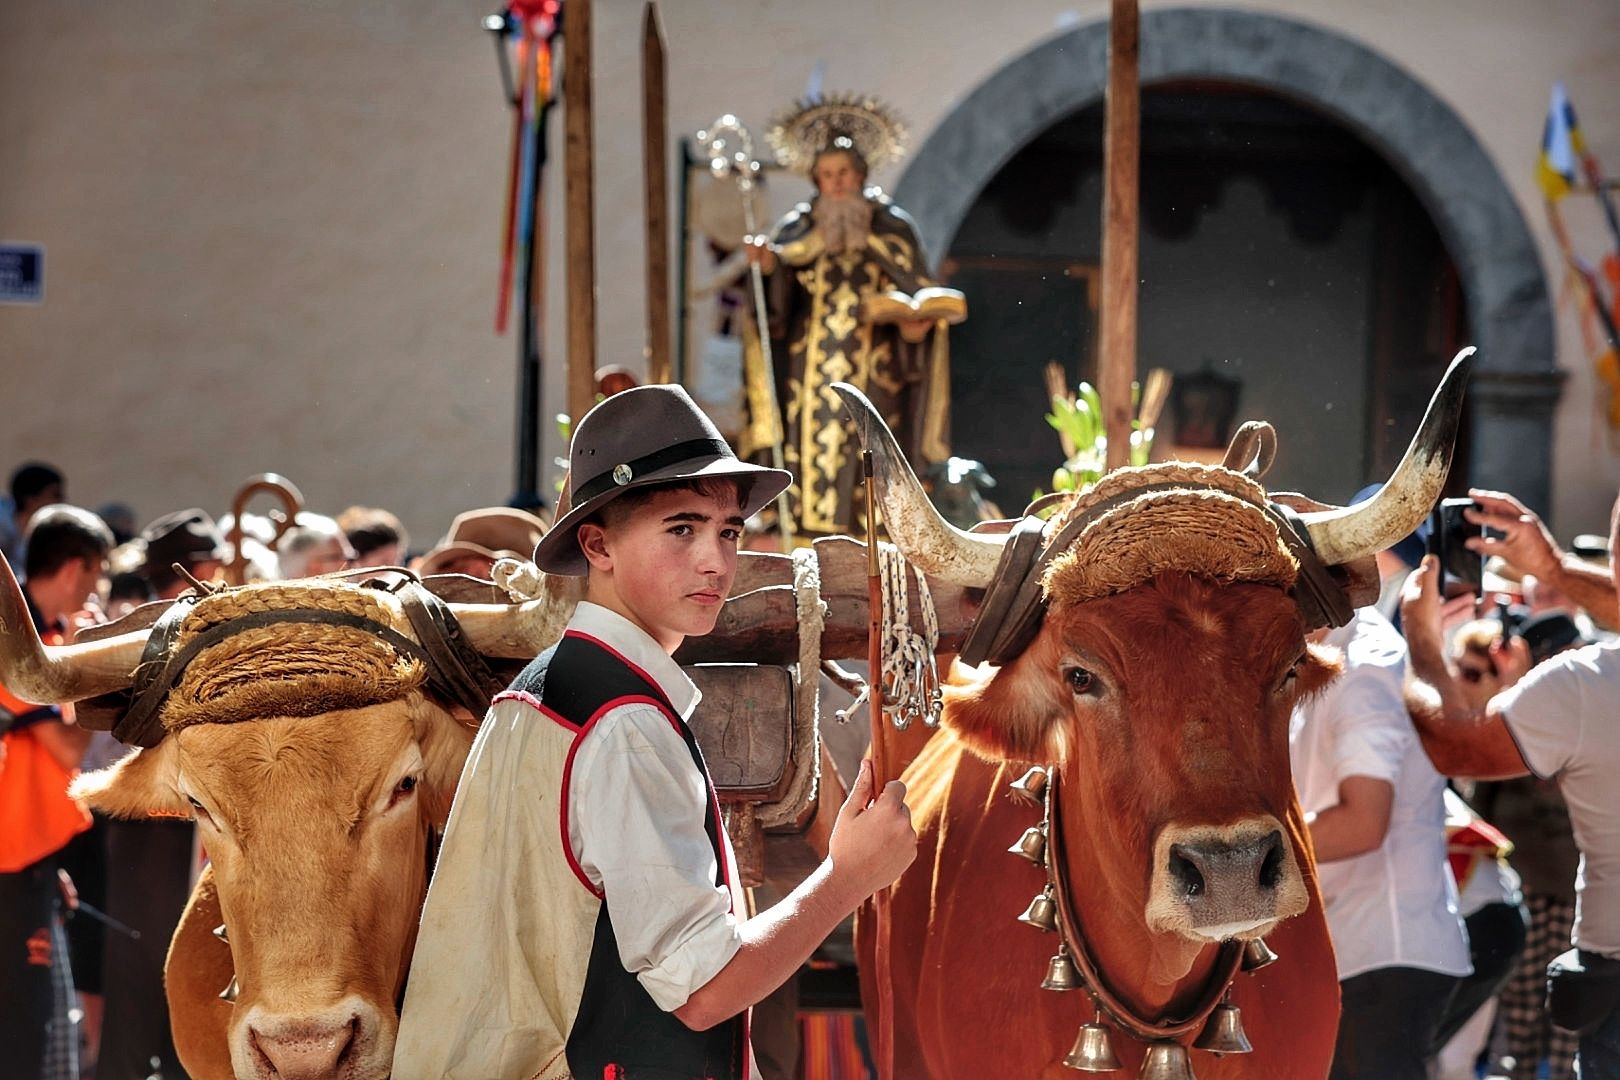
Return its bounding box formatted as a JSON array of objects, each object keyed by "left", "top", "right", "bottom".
[
  {"left": 115, "top": 597, "right": 201, "bottom": 746},
  {"left": 963, "top": 481, "right": 1356, "bottom": 666},
  {"left": 957, "top": 516, "right": 1046, "bottom": 667},
  {"left": 92, "top": 577, "right": 510, "bottom": 746},
  {"left": 1267, "top": 501, "right": 1354, "bottom": 631},
  {"left": 395, "top": 582, "right": 504, "bottom": 718},
  {"left": 1047, "top": 766, "right": 1243, "bottom": 1041},
  {"left": 114, "top": 607, "right": 436, "bottom": 748}
]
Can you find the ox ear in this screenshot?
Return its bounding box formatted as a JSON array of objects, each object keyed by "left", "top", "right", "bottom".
[
  {"left": 71, "top": 740, "right": 189, "bottom": 820},
  {"left": 408, "top": 696, "right": 477, "bottom": 829},
  {"left": 941, "top": 633, "right": 1068, "bottom": 764}
]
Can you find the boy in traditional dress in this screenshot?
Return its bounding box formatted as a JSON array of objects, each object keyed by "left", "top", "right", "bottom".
[{"left": 397, "top": 384, "right": 916, "bottom": 1079}]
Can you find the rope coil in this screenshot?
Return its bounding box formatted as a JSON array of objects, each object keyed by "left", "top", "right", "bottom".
[{"left": 877, "top": 543, "right": 941, "bottom": 730}]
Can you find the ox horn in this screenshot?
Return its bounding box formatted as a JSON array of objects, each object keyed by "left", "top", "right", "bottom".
[
  {"left": 0, "top": 552, "right": 148, "bottom": 704},
  {"left": 1298, "top": 347, "right": 1475, "bottom": 566},
  {"left": 828, "top": 382, "right": 1007, "bottom": 587},
  {"left": 450, "top": 571, "right": 586, "bottom": 659}
]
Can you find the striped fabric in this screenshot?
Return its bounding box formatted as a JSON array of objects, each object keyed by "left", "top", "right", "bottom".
[
  {"left": 1498, "top": 892, "right": 1577, "bottom": 1080},
  {"left": 799, "top": 1014, "right": 872, "bottom": 1080},
  {"left": 40, "top": 911, "right": 78, "bottom": 1080}
]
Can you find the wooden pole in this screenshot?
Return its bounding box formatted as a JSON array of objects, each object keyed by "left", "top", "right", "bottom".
[
  {"left": 862, "top": 453, "right": 895, "bottom": 1080},
  {"left": 641, "top": 3, "right": 672, "bottom": 385},
  {"left": 1100, "top": 0, "right": 1140, "bottom": 471},
  {"left": 564, "top": 0, "right": 597, "bottom": 424}
]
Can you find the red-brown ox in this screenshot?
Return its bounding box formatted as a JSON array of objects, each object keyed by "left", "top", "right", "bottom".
[
  {"left": 0, "top": 572, "right": 577, "bottom": 1080},
  {"left": 835, "top": 350, "right": 1471, "bottom": 1078}
]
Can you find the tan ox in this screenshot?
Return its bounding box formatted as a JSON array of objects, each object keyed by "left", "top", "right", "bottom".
[{"left": 0, "top": 574, "right": 574, "bottom": 1080}]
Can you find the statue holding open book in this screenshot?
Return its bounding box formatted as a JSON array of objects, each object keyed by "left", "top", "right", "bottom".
[{"left": 744, "top": 94, "right": 965, "bottom": 540}]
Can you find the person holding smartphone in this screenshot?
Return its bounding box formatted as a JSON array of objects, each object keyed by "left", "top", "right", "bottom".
[{"left": 1402, "top": 490, "right": 1620, "bottom": 1076}]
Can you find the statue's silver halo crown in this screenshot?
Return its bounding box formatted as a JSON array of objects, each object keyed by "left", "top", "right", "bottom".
[{"left": 766, "top": 93, "right": 908, "bottom": 177}]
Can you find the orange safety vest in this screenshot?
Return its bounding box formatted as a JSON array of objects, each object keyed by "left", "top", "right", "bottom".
[{"left": 0, "top": 618, "right": 91, "bottom": 873}]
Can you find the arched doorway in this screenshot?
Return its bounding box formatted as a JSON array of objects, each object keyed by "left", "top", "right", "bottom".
[{"left": 896, "top": 7, "right": 1561, "bottom": 511}]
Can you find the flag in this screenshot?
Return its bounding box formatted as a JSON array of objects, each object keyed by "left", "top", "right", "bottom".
[
  {"left": 1537, "top": 81, "right": 1585, "bottom": 201},
  {"left": 803, "top": 60, "right": 825, "bottom": 105}
]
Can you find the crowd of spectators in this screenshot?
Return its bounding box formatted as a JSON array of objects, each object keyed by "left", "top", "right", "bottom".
[
  {"left": 1299, "top": 486, "right": 1620, "bottom": 1079},
  {"left": 0, "top": 461, "right": 548, "bottom": 1080}
]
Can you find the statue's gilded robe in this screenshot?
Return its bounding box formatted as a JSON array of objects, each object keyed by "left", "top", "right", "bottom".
[{"left": 741, "top": 189, "right": 952, "bottom": 539}]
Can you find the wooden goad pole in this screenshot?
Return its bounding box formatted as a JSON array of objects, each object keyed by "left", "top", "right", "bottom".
[{"left": 863, "top": 450, "right": 895, "bottom": 1078}]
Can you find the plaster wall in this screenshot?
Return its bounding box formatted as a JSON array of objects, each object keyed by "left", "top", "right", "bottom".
[{"left": 1, "top": 0, "right": 1616, "bottom": 540}]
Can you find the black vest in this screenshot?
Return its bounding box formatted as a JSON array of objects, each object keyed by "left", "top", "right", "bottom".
[{"left": 509, "top": 632, "right": 749, "bottom": 1080}]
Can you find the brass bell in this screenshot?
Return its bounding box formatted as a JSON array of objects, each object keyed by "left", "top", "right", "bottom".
[
  {"left": 1009, "top": 765, "right": 1049, "bottom": 806},
  {"left": 1040, "top": 949, "right": 1082, "bottom": 992},
  {"left": 1241, "top": 937, "right": 1278, "bottom": 972},
  {"left": 1193, "top": 1002, "right": 1252, "bottom": 1055},
  {"left": 219, "top": 976, "right": 240, "bottom": 1003},
  {"left": 212, "top": 923, "right": 229, "bottom": 943},
  {"left": 1061, "top": 1021, "right": 1122, "bottom": 1072},
  {"left": 1138, "top": 1041, "right": 1196, "bottom": 1080},
  {"left": 1018, "top": 886, "right": 1059, "bottom": 932},
  {"left": 1008, "top": 823, "right": 1047, "bottom": 865}
]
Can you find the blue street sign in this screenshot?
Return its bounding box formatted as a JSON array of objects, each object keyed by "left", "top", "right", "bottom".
[{"left": 0, "top": 244, "right": 44, "bottom": 304}]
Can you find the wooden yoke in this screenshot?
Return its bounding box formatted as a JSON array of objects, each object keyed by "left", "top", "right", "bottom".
[
  {"left": 672, "top": 538, "right": 975, "bottom": 893},
  {"left": 674, "top": 540, "right": 975, "bottom": 665}
]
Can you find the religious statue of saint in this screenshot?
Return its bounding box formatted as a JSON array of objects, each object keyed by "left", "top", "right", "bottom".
[{"left": 742, "top": 94, "right": 963, "bottom": 540}]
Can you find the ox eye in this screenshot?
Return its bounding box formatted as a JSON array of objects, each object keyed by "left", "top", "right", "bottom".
[
  {"left": 1276, "top": 654, "right": 1307, "bottom": 694},
  {"left": 186, "top": 795, "right": 214, "bottom": 825},
  {"left": 388, "top": 775, "right": 420, "bottom": 809},
  {"left": 1065, "top": 667, "right": 1096, "bottom": 695}
]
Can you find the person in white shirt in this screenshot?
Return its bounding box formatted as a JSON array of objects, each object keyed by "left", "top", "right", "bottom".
[
  {"left": 1290, "top": 605, "right": 1472, "bottom": 1079},
  {"left": 1404, "top": 489, "right": 1620, "bottom": 1078},
  {"left": 396, "top": 384, "right": 916, "bottom": 1079}
]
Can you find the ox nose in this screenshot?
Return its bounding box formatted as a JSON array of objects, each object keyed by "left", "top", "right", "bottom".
[
  {"left": 1148, "top": 821, "right": 1306, "bottom": 942},
  {"left": 1168, "top": 830, "right": 1286, "bottom": 902},
  {"left": 250, "top": 1017, "right": 357, "bottom": 1080}
]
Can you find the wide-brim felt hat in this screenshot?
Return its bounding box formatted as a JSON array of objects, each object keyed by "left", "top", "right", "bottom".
[
  {"left": 418, "top": 507, "right": 549, "bottom": 576},
  {"left": 533, "top": 384, "right": 791, "bottom": 576}
]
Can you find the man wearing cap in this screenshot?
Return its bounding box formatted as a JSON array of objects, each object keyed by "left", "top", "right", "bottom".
[
  {"left": 397, "top": 385, "right": 916, "bottom": 1079},
  {"left": 1403, "top": 490, "right": 1620, "bottom": 1075},
  {"left": 139, "top": 508, "right": 227, "bottom": 599}
]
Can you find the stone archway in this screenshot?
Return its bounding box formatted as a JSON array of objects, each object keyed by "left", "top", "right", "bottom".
[{"left": 895, "top": 7, "right": 1561, "bottom": 512}]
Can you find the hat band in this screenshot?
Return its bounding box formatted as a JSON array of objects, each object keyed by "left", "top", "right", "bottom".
[{"left": 572, "top": 437, "right": 734, "bottom": 507}]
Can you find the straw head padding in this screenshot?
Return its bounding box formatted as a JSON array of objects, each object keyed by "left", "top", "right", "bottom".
[
  {"left": 158, "top": 582, "right": 427, "bottom": 735},
  {"left": 1040, "top": 463, "right": 1299, "bottom": 609}
]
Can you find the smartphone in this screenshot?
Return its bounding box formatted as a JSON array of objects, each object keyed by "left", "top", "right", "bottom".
[
  {"left": 1428, "top": 497, "right": 1484, "bottom": 598},
  {"left": 1494, "top": 598, "right": 1517, "bottom": 638}
]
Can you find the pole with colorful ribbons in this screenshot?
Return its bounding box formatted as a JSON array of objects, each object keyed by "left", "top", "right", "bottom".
[
  {"left": 1539, "top": 81, "right": 1620, "bottom": 431},
  {"left": 486, "top": 0, "right": 561, "bottom": 510}
]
